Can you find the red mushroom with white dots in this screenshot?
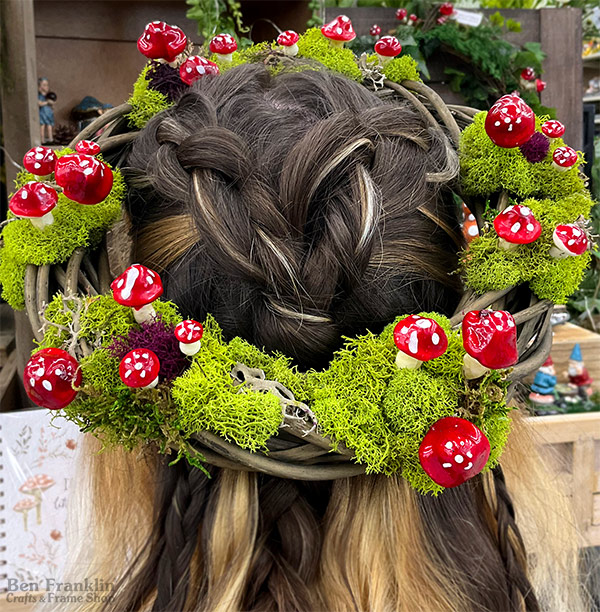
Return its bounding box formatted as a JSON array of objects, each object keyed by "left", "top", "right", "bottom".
[
  {"left": 369, "top": 24, "right": 381, "bottom": 38},
  {"left": 277, "top": 30, "right": 300, "bottom": 57},
  {"left": 549, "top": 224, "right": 589, "bottom": 259},
  {"left": 175, "top": 319, "right": 204, "bottom": 356},
  {"left": 419, "top": 417, "right": 491, "bottom": 488},
  {"left": 396, "top": 8, "right": 408, "bottom": 21},
  {"left": 209, "top": 34, "right": 238, "bottom": 62},
  {"left": 552, "top": 146, "right": 578, "bottom": 172},
  {"left": 536, "top": 78, "right": 546, "bottom": 93},
  {"left": 75, "top": 140, "right": 101, "bottom": 156},
  {"left": 462, "top": 310, "right": 518, "bottom": 379},
  {"left": 374, "top": 36, "right": 402, "bottom": 65},
  {"left": 111, "top": 264, "right": 164, "bottom": 324},
  {"left": 54, "top": 153, "right": 113, "bottom": 205},
  {"left": 493, "top": 204, "right": 542, "bottom": 250},
  {"left": 484, "top": 94, "right": 535, "bottom": 148},
  {"left": 23, "top": 348, "right": 82, "bottom": 410},
  {"left": 9, "top": 181, "right": 58, "bottom": 230},
  {"left": 119, "top": 349, "right": 160, "bottom": 389},
  {"left": 541, "top": 120, "right": 565, "bottom": 141},
  {"left": 393, "top": 315, "right": 448, "bottom": 369},
  {"left": 321, "top": 15, "right": 356, "bottom": 49},
  {"left": 137, "top": 21, "right": 187, "bottom": 63},
  {"left": 23, "top": 146, "right": 56, "bottom": 179},
  {"left": 179, "top": 56, "right": 219, "bottom": 85}
]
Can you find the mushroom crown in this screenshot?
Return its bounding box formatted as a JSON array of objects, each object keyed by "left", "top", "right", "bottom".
[
  {"left": 520, "top": 67, "right": 535, "bottom": 81},
  {"left": 536, "top": 79, "right": 546, "bottom": 93},
  {"left": 552, "top": 145, "right": 578, "bottom": 168},
  {"left": 553, "top": 224, "right": 589, "bottom": 255},
  {"left": 75, "top": 139, "right": 101, "bottom": 155},
  {"left": 54, "top": 153, "right": 114, "bottom": 205},
  {"left": 484, "top": 94, "right": 535, "bottom": 148},
  {"left": 321, "top": 15, "right": 356, "bottom": 42},
  {"left": 409, "top": 14, "right": 419, "bottom": 21},
  {"left": 111, "top": 264, "right": 164, "bottom": 308},
  {"left": 374, "top": 36, "right": 402, "bottom": 57},
  {"left": 369, "top": 24, "right": 381, "bottom": 36},
  {"left": 418, "top": 417, "right": 490, "bottom": 488},
  {"left": 119, "top": 349, "right": 161, "bottom": 388},
  {"left": 23, "top": 347, "right": 82, "bottom": 410},
  {"left": 493, "top": 204, "right": 542, "bottom": 245},
  {"left": 277, "top": 30, "right": 299, "bottom": 46},
  {"left": 175, "top": 320, "right": 204, "bottom": 344},
  {"left": 541, "top": 120, "right": 564, "bottom": 139},
  {"left": 209, "top": 33, "right": 238, "bottom": 55},
  {"left": 9, "top": 181, "right": 58, "bottom": 218},
  {"left": 23, "top": 146, "right": 56, "bottom": 175},
  {"left": 14, "top": 498, "right": 38, "bottom": 511},
  {"left": 439, "top": 2, "right": 454, "bottom": 16},
  {"left": 137, "top": 21, "right": 187, "bottom": 62},
  {"left": 19, "top": 474, "right": 55, "bottom": 493},
  {"left": 462, "top": 309, "right": 518, "bottom": 370},
  {"left": 396, "top": 8, "right": 407, "bottom": 19},
  {"left": 180, "top": 56, "right": 219, "bottom": 85},
  {"left": 393, "top": 315, "right": 448, "bottom": 361}
]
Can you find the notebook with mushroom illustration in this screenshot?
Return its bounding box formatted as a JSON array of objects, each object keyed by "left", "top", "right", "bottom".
[{"left": 0, "top": 409, "right": 82, "bottom": 592}]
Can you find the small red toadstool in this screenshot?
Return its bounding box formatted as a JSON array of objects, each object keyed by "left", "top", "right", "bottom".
[
  {"left": 552, "top": 146, "right": 578, "bottom": 172},
  {"left": 374, "top": 36, "right": 402, "bottom": 65},
  {"left": 137, "top": 21, "right": 187, "bottom": 63},
  {"left": 9, "top": 181, "right": 58, "bottom": 230},
  {"left": 174, "top": 319, "right": 204, "bottom": 356},
  {"left": 462, "top": 310, "right": 518, "bottom": 379},
  {"left": 321, "top": 15, "right": 356, "bottom": 49},
  {"left": 23, "top": 348, "right": 81, "bottom": 410},
  {"left": 493, "top": 204, "right": 542, "bottom": 250},
  {"left": 369, "top": 24, "right": 381, "bottom": 38},
  {"left": 111, "top": 264, "right": 164, "bottom": 323},
  {"left": 179, "top": 56, "right": 219, "bottom": 85},
  {"left": 393, "top": 315, "right": 448, "bottom": 369},
  {"left": 277, "top": 30, "right": 300, "bottom": 57},
  {"left": 439, "top": 2, "right": 454, "bottom": 16},
  {"left": 536, "top": 78, "right": 546, "bottom": 93},
  {"left": 549, "top": 224, "right": 589, "bottom": 259},
  {"left": 75, "top": 140, "right": 101, "bottom": 155},
  {"left": 54, "top": 153, "right": 113, "bottom": 205},
  {"left": 396, "top": 8, "right": 408, "bottom": 21},
  {"left": 409, "top": 14, "right": 419, "bottom": 23},
  {"left": 541, "top": 120, "right": 565, "bottom": 141},
  {"left": 209, "top": 33, "right": 238, "bottom": 62},
  {"left": 419, "top": 417, "right": 491, "bottom": 488},
  {"left": 119, "top": 349, "right": 160, "bottom": 389},
  {"left": 484, "top": 94, "right": 535, "bottom": 148},
  {"left": 520, "top": 67, "right": 535, "bottom": 82},
  {"left": 23, "top": 146, "right": 56, "bottom": 178}
]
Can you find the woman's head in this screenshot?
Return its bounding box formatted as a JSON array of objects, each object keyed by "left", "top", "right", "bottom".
[{"left": 124, "top": 64, "right": 461, "bottom": 368}]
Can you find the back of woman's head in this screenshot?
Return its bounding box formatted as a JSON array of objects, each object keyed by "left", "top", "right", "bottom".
[{"left": 124, "top": 63, "right": 461, "bottom": 368}]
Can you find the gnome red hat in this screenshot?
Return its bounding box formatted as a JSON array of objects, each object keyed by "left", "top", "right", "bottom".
[{"left": 542, "top": 356, "right": 553, "bottom": 367}]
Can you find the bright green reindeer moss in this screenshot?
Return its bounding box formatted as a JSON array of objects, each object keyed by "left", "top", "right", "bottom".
[{"left": 127, "top": 64, "right": 173, "bottom": 129}]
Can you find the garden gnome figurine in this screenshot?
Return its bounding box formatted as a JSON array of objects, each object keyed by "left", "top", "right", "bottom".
[
  {"left": 567, "top": 344, "right": 593, "bottom": 398},
  {"left": 529, "top": 356, "right": 557, "bottom": 405},
  {"left": 38, "top": 77, "right": 55, "bottom": 144}
]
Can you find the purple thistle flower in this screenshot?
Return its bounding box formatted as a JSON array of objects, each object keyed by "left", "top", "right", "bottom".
[
  {"left": 147, "top": 61, "right": 188, "bottom": 102},
  {"left": 108, "top": 316, "right": 188, "bottom": 381},
  {"left": 519, "top": 132, "right": 550, "bottom": 164}
]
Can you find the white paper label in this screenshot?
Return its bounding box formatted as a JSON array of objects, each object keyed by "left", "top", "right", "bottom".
[{"left": 453, "top": 9, "right": 484, "bottom": 27}]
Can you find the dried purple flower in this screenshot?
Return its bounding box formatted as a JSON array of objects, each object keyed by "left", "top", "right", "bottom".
[
  {"left": 147, "top": 61, "right": 188, "bottom": 102},
  {"left": 108, "top": 316, "right": 188, "bottom": 381},
  {"left": 519, "top": 132, "right": 550, "bottom": 164}
]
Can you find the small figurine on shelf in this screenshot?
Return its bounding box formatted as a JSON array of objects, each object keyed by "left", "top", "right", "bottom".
[
  {"left": 529, "top": 356, "right": 557, "bottom": 406},
  {"left": 566, "top": 344, "right": 594, "bottom": 398},
  {"left": 38, "top": 77, "right": 55, "bottom": 144}
]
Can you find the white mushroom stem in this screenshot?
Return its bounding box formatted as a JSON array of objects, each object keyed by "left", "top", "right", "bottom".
[
  {"left": 133, "top": 303, "right": 157, "bottom": 324},
  {"left": 395, "top": 351, "right": 422, "bottom": 370},
  {"left": 376, "top": 53, "right": 393, "bottom": 66},
  {"left": 179, "top": 340, "right": 201, "bottom": 356},
  {"left": 216, "top": 52, "right": 234, "bottom": 62},
  {"left": 519, "top": 77, "right": 535, "bottom": 91},
  {"left": 281, "top": 43, "right": 298, "bottom": 57},
  {"left": 29, "top": 211, "right": 54, "bottom": 230},
  {"left": 549, "top": 244, "right": 570, "bottom": 259},
  {"left": 463, "top": 354, "right": 489, "bottom": 379},
  {"left": 498, "top": 238, "right": 519, "bottom": 251},
  {"left": 552, "top": 162, "right": 570, "bottom": 173},
  {"left": 144, "top": 376, "right": 159, "bottom": 390}
]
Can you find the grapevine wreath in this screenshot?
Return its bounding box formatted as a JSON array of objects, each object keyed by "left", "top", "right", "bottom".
[{"left": 0, "top": 16, "right": 596, "bottom": 496}]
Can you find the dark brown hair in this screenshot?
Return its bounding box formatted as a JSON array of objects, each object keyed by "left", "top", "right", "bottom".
[{"left": 98, "top": 64, "right": 546, "bottom": 612}]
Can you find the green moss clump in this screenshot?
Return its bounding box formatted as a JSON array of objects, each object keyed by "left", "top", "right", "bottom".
[
  {"left": 126, "top": 64, "right": 173, "bottom": 129},
  {"left": 382, "top": 55, "right": 422, "bottom": 84},
  {"left": 80, "top": 349, "right": 121, "bottom": 394},
  {"left": 460, "top": 112, "right": 586, "bottom": 199},
  {"left": 172, "top": 315, "right": 282, "bottom": 450},
  {"left": 461, "top": 193, "right": 594, "bottom": 303},
  {"left": 297, "top": 28, "right": 362, "bottom": 82},
  {"left": 0, "top": 155, "right": 124, "bottom": 310}
]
